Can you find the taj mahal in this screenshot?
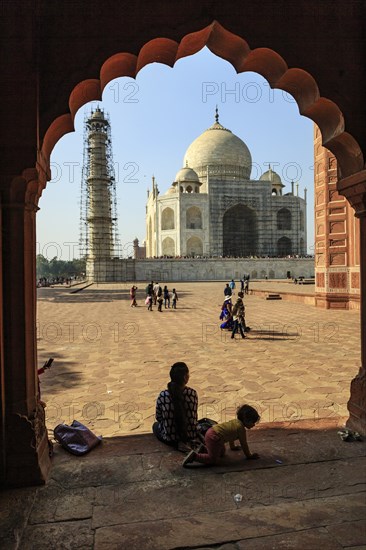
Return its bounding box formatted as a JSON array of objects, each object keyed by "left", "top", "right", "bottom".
[
  {"left": 83, "top": 107, "right": 312, "bottom": 282},
  {"left": 145, "top": 109, "right": 307, "bottom": 259}
]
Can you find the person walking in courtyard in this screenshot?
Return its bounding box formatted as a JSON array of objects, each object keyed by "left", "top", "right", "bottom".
[
  {"left": 146, "top": 280, "right": 153, "bottom": 297},
  {"left": 244, "top": 278, "right": 249, "bottom": 294},
  {"left": 220, "top": 296, "right": 233, "bottom": 331},
  {"left": 130, "top": 285, "right": 138, "bottom": 307},
  {"left": 172, "top": 288, "right": 179, "bottom": 309},
  {"left": 146, "top": 281, "right": 154, "bottom": 296},
  {"left": 222, "top": 294, "right": 232, "bottom": 315},
  {"left": 145, "top": 281, "right": 154, "bottom": 311},
  {"left": 240, "top": 278, "right": 244, "bottom": 293},
  {"left": 157, "top": 285, "right": 163, "bottom": 312},
  {"left": 224, "top": 283, "right": 232, "bottom": 298},
  {"left": 231, "top": 291, "right": 246, "bottom": 339},
  {"left": 229, "top": 279, "right": 236, "bottom": 294},
  {"left": 153, "top": 362, "right": 198, "bottom": 451},
  {"left": 163, "top": 285, "right": 170, "bottom": 308},
  {"left": 153, "top": 281, "right": 160, "bottom": 305},
  {"left": 183, "top": 404, "right": 260, "bottom": 466},
  {"left": 146, "top": 293, "right": 153, "bottom": 311}
]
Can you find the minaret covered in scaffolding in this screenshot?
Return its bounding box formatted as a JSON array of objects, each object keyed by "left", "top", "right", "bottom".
[{"left": 80, "top": 106, "right": 119, "bottom": 281}]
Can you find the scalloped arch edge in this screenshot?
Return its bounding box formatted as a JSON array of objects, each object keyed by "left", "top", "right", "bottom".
[{"left": 40, "top": 20, "right": 364, "bottom": 182}]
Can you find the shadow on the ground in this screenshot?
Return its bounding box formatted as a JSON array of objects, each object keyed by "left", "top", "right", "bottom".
[
  {"left": 248, "top": 329, "right": 300, "bottom": 341},
  {"left": 48, "top": 419, "right": 366, "bottom": 473},
  {"left": 37, "top": 349, "right": 83, "bottom": 392},
  {"left": 38, "top": 287, "right": 127, "bottom": 303},
  {"left": 37, "top": 287, "right": 193, "bottom": 304},
  {"left": 218, "top": 329, "right": 300, "bottom": 341},
  {"left": 2, "top": 419, "right": 365, "bottom": 550}
]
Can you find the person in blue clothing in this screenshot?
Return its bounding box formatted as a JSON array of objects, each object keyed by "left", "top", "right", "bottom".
[
  {"left": 220, "top": 296, "right": 233, "bottom": 331},
  {"left": 229, "top": 279, "right": 236, "bottom": 294}
]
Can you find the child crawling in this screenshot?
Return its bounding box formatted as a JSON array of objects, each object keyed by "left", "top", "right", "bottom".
[{"left": 183, "top": 404, "right": 260, "bottom": 466}]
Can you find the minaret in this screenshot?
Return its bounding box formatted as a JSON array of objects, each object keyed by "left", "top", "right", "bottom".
[
  {"left": 80, "top": 106, "right": 119, "bottom": 280},
  {"left": 133, "top": 238, "right": 139, "bottom": 259}
]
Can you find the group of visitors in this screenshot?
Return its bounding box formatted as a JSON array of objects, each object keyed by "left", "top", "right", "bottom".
[
  {"left": 144, "top": 254, "right": 313, "bottom": 259},
  {"left": 153, "top": 362, "right": 260, "bottom": 466},
  {"left": 223, "top": 276, "right": 249, "bottom": 298},
  {"left": 144, "top": 282, "right": 178, "bottom": 311},
  {"left": 129, "top": 282, "right": 179, "bottom": 310},
  {"left": 221, "top": 279, "right": 250, "bottom": 339},
  {"left": 37, "top": 276, "right": 75, "bottom": 287}
]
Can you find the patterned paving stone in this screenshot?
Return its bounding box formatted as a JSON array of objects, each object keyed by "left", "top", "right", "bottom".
[{"left": 37, "top": 282, "right": 361, "bottom": 437}]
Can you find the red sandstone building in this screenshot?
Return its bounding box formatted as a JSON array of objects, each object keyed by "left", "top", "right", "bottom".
[
  {"left": 1, "top": 1, "right": 365, "bottom": 487},
  {"left": 315, "top": 128, "right": 360, "bottom": 309}
]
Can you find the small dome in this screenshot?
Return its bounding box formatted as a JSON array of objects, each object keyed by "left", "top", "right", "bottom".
[
  {"left": 89, "top": 107, "right": 107, "bottom": 121},
  {"left": 260, "top": 168, "right": 283, "bottom": 186},
  {"left": 165, "top": 185, "right": 177, "bottom": 195},
  {"left": 86, "top": 107, "right": 109, "bottom": 131},
  {"left": 174, "top": 166, "right": 200, "bottom": 183}
]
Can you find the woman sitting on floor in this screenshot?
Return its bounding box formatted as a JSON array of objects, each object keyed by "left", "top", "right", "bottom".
[{"left": 153, "top": 362, "right": 198, "bottom": 452}]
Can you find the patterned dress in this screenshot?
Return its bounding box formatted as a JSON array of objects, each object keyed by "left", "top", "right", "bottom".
[{"left": 155, "top": 387, "right": 198, "bottom": 443}]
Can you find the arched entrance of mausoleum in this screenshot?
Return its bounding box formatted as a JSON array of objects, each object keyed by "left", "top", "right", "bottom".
[{"left": 223, "top": 204, "right": 258, "bottom": 257}]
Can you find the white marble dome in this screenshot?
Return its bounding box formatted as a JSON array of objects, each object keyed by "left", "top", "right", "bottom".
[
  {"left": 174, "top": 166, "right": 199, "bottom": 183},
  {"left": 183, "top": 120, "right": 252, "bottom": 179}
]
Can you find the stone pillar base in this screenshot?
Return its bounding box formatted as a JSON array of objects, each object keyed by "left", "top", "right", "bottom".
[
  {"left": 3, "top": 404, "right": 52, "bottom": 487},
  {"left": 315, "top": 293, "right": 360, "bottom": 310},
  {"left": 346, "top": 368, "right": 366, "bottom": 435}
]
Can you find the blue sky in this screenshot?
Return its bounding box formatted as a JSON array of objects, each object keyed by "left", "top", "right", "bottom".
[{"left": 37, "top": 47, "right": 315, "bottom": 260}]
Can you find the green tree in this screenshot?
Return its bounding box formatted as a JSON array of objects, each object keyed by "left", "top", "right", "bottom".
[
  {"left": 36, "top": 255, "right": 86, "bottom": 279},
  {"left": 36, "top": 254, "right": 50, "bottom": 278}
]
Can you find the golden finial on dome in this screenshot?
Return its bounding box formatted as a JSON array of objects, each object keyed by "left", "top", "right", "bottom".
[{"left": 215, "top": 105, "right": 219, "bottom": 123}]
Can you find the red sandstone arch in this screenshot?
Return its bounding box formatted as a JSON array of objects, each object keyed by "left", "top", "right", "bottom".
[{"left": 41, "top": 21, "right": 364, "bottom": 190}]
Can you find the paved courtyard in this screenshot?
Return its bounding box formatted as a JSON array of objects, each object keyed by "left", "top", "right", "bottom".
[{"left": 36, "top": 281, "right": 360, "bottom": 437}]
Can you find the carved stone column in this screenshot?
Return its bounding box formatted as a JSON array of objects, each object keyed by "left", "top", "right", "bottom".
[
  {"left": 338, "top": 170, "right": 366, "bottom": 434},
  {"left": 0, "top": 170, "right": 51, "bottom": 486}
]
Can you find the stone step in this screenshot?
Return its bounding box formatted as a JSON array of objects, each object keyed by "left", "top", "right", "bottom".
[{"left": 266, "top": 293, "right": 282, "bottom": 300}]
